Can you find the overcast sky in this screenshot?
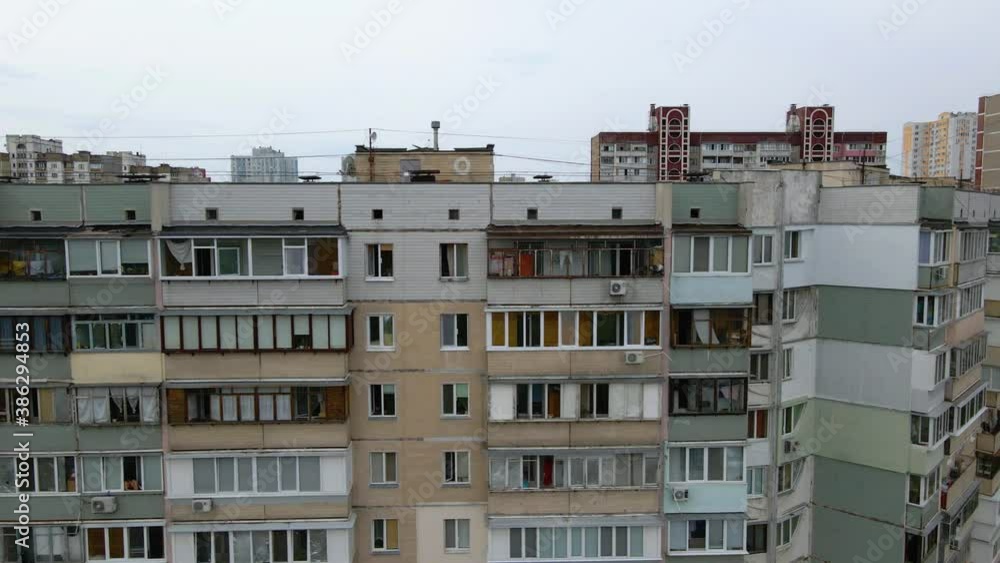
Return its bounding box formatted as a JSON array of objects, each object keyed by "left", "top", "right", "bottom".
[{"left": 2, "top": 0, "right": 999, "bottom": 180}]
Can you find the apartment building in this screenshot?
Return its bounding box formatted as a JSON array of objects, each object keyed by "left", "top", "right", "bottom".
[
  {"left": 5, "top": 135, "right": 63, "bottom": 183},
  {"left": 976, "top": 94, "right": 1000, "bottom": 192},
  {"left": 230, "top": 147, "right": 299, "bottom": 183},
  {"left": 351, "top": 146, "right": 495, "bottom": 183},
  {"left": 0, "top": 153, "right": 10, "bottom": 179},
  {"left": 590, "top": 104, "right": 888, "bottom": 182},
  {"left": 903, "top": 112, "right": 977, "bottom": 180},
  {"left": 6, "top": 177, "right": 1000, "bottom": 562}
]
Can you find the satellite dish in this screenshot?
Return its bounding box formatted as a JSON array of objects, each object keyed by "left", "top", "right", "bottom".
[{"left": 370, "top": 131, "right": 378, "bottom": 143}]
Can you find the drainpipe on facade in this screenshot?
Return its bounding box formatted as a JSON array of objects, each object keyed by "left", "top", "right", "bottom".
[{"left": 766, "top": 179, "right": 786, "bottom": 563}]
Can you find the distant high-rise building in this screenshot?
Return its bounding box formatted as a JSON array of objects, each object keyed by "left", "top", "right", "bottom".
[
  {"left": 0, "top": 153, "right": 10, "bottom": 179},
  {"left": 976, "top": 94, "right": 1000, "bottom": 191},
  {"left": 230, "top": 146, "right": 299, "bottom": 183},
  {"left": 902, "top": 112, "right": 977, "bottom": 180},
  {"left": 591, "top": 104, "right": 887, "bottom": 182},
  {"left": 5, "top": 134, "right": 63, "bottom": 183}
]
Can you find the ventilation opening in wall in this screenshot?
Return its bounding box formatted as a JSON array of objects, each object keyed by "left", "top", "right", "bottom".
[
  {"left": 292, "top": 208, "right": 305, "bottom": 221},
  {"left": 372, "top": 209, "right": 384, "bottom": 220},
  {"left": 612, "top": 207, "right": 623, "bottom": 220},
  {"left": 125, "top": 209, "right": 137, "bottom": 221},
  {"left": 449, "top": 209, "right": 460, "bottom": 221},
  {"left": 30, "top": 209, "right": 42, "bottom": 222},
  {"left": 690, "top": 207, "right": 701, "bottom": 219},
  {"left": 205, "top": 208, "right": 219, "bottom": 221},
  {"left": 527, "top": 208, "right": 538, "bottom": 220}
]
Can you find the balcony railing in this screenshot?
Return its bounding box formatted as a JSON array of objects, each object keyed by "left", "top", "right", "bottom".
[
  {"left": 941, "top": 455, "right": 976, "bottom": 513},
  {"left": 488, "top": 247, "right": 664, "bottom": 278}
]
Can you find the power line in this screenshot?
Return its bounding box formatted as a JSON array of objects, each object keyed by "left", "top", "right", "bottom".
[{"left": 52, "top": 128, "right": 369, "bottom": 140}]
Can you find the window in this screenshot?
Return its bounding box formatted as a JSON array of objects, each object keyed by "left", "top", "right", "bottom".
[
  {"left": 668, "top": 518, "right": 744, "bottom": 553},
  {"left": 777, "top": 514, "right": 800, "bottom": 548},
  {"left": 749, "top": 352, "right": 771, "bottom": 382},
  {"left": 449, "top": 209, "right": 460, "bottom": 220},
  {"left": 442, "top": 383, "right": 469, "bottom": 417},
  {"left": 959, "top": 283, "right": 985, "bottom": 317},
  {"left": 10, "top": 526, "right": 84, "bottom": 563},
  {"left": 752, "top": 293, "right": 772, "bottom": 325},
  {"left": 193, "top": 456, "right": 320, "bottom": 494},
  {"left": 86, "top": 525, "right": 164, "bottom": 561},
  {"left": 161, "top": 237, "right": 339, "bottom": 278},
  {"left": 372, "top": 209, "right": 383, "bottom": 220},
  {"left": 748, "top": 409, "right": 768, "bottom": 439},
  {"left": 670, "top": 378, "right": 747, "bottom": 415},
  {"left": 611, "top": 207, "right": 623, "bottom": 219},
  {"left": 508, "top": 525, "right": 644, "bottom": 559},
  {"left": 366, "top": 244, "right": 393, "bottom": 279},
  {"left": 489, "top": 310, "right": 661, "bottom": 349},
  {"left": 516, "top": 383, "right": 561, "bottom": 419},
  {"left": 690, "top": 208, "right": 701, "bottom": 219},
  {"left": 672, "top": 235, "right": 750, "bottom": 274},
  {"left": 440, "top": 313, "right": 468, "bottom": 349},
  {"left": 950, "top": 334, "right": 986, "bottom": 378},
  {"left": 671, "top": 309, "right": 748, "bottom": 348},
  {"left": 369, "top": 384, "right": 396, "bottom": 417},
  {"left": 579, "top": 383, "right": 610, "bottom": 419},
  {"left": 490, "top": 453, "right": 657, "bottom": 491},
  {"left": 73, "top": 314, "right": 155, "bottom": 350},
  {"left": 911, "top": 412, "right": 948, "bottom": 446},
  {"left": 66, "top": 239, "right": 149, "bottom": 276},
  {"left": 747, "top": 467, "right": 766, "bottom": 497},
  {"left": 370, "top": 452, "right": 398, "bottom": 485},
  {"left": 444, "top": 451, "right": 470, "bottom": 485},
  {"left": 781, "top": 290, "right": 797, "bottom": 321},
  {"left": 0, "top": 456, "right": 76, "bottom": 493},
  {"left": 747, "top": 523, "right": 767, "bottom": 554},
  {"left": 440, "top": 243, "right": 468, "bottom": 279},
  {"left": 919, "top": 230, "right": 951, "bottom": 265},
  {"left": 81, "top": 455, "right": 162, "bottom": 492},
  {"left": 30, "top": 209, "right": 43, "bottom": 222},
  {"left": 0, "top": 239, "right": 66, "bottom": 280},
  {"left": 205, "top": 208, "right": 219, "bottom": 220},
  {"left": 527, "top": 208, "right": 538, "bottom": 220},
  {"left": 76, "top": 387, "right": 159, "bottom": 424},
  {"left": 372, "top": 519, "right": 399, "bottom": 552},
  {"left": 292, "top": 208, "right": 304, "bottom": 221},
  {"left": 0, "top": 316, "right": 68, "bottom": 353},
  {"left": 667, "top": 446, "right": 743, "bottom": 482},
  {"left": 367, "top": 314, "right": 394, "bottom": 350},
  {"left": 961, "top": 230, "right": 988, "bottom": 261},
  {"left": 784, "top": 231, "right": 802, "bottom": 260},
  {"left": 952, "top": 387, "right": 986, "bottom": 431},
  {"left": 752, "top": 234, "right": 773, "bottom": 265},
  {"left": 934, "top": 351, "right": 948, "bottom": 385},
  {"left": 783, "top": 348, "right": 793, "bottom": 380},
  {"left": 915, "top": 293, "right": 955, "bottom": 326},
  {"left": 777, "top": 460, "right": 804, "bottom": 494},
  {"left": 125, "top": 209, "right": 137, "bottom": 221},
  {"left": 445, "top": 519, "right": 470, "bottom": 552},
  {"left": 162, "top": 314, "right": 348, "bottom": 352},
  {"left": 782, "top": 404, "right": 804, "bottom": 435},
  {"left": 182, "top": 386, "right": 336, "bottom": 423}
]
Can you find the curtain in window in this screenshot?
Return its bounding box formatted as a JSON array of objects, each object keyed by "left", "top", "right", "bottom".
[
  {"left": 77, "top": 392, "right": 94, "bottom": 425},
  {"left": 141, "top": 388, "right": 158, "bottom": 423},
  {"left": 222, "top": 396, "right": 237, "bottom": 421},
  {"left": 164, "top": 240, "right": 192, "bottom": 268},
  {"left": 92, "top": 389, "right": 110, "bottom": 423},
  {"left": 68, "top": 240, "right": 97, "bottom": 274},
  {"left": 276, "top": 394, "right": 292, "bottom": 420}
]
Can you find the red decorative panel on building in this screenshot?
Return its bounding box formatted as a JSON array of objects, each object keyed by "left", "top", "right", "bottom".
[{"left": 651, "top": 105, "right": 690, "bottom": 181}]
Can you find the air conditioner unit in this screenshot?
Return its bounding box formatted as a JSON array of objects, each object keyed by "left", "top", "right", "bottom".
[
  {"left": 783, "top": 439, "right": 801, "bottom": 455},
  {"left": 91, "top": 497, "right": 117, "bottom": 514},
  {"left": 609, "top": 280, "right": 628, "bottom": 296},
  {"left": 625, "top": 351, "right": 645, "bottom": 365},
  {"left": 192, "top": 499, "right": 213, "bottom": 513},
  {"left": 672, "top": 487, "right": 689, "bottom": 502}
]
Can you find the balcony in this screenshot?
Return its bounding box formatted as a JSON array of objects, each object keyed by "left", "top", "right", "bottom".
[
  {"left": 488, "top": 419, "right": 659, "bottom": 448},
  {"left": 977, "top": 421, "right": 1000, "bottom": 454},
  {"left": 941, "top": 455, "right": 977, "bottom": 513},
  {"left": 946, "top": 365, "right": 983, "bottom": 402},
  {"left": 917, "top": 264, "right": 954, "bottom": 290},
  {"left": 486, "top": 236, "right": 664, "bottom": 306},
  {"left": 489, "top": 489, "right": 658, "bottom": 516}
]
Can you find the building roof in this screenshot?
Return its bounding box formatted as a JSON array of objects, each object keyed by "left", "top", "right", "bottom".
[{"left": 354, "top": 145, "right": 495, "bottom": 154}]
